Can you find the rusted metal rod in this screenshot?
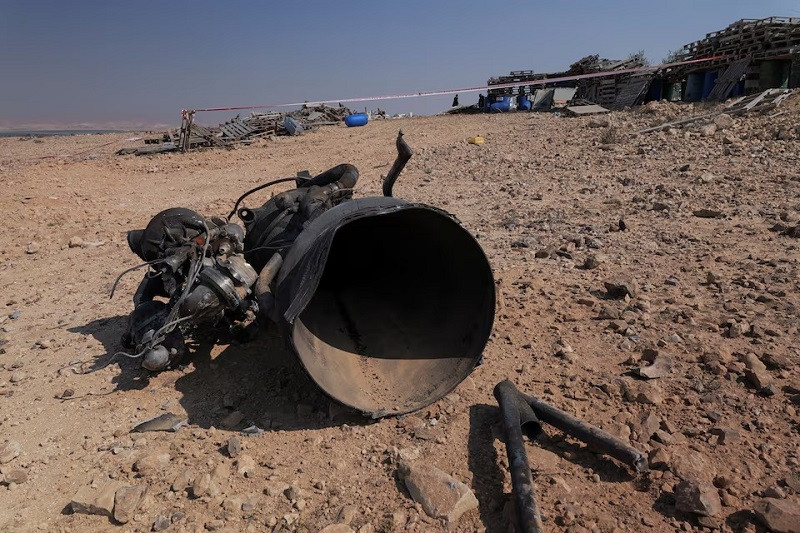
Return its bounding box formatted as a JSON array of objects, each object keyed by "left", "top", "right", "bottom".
[
  {"left": 494, "top": 380, "right": 544, "bottom": 533},
  {"left": 519, "top": 389, "right": 649, "bottom": 473}
]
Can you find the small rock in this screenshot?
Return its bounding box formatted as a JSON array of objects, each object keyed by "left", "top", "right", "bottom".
[
  {"left": 604, "top": 277, "right": 638, "bottom": 299},
  {"left": 133, "top": 452, "right": 170, "bottom": 476},
  {"left": 68, "top": 237, "right": 84, "bottom": 248},
  {"left": 113, "top": 485, "right": 146, "bottom": 524},
  {"left": 699, "top": 123, "right": 717, "bottom": 137},
  {"left": 693, "top": 209, "right": 723, "bottom": 219},
  {"left": 589, "top": 117, "right": 610, "bottom": 128},
  {"left": 636, "top": 387, "right": 663, "bottom": 405},
  {"left": 171, "top": 468, "right": 194, "bottom": 492},
  {"left": 752, "top": 498, "right": 800, "bottom": 533},
  {"left": 70, "top": 482, "right": 121, "bottom": 517},
  {"left": 152, "top": 515, "right": 171, "bottom": 531},
  {"left": 583, "top": 254, "right": 603, "bottom": 270},
  {"left": 764, "top": 486, "right": 786, "bottom": 499},
  {"left": 227, "top": 436, "right": 242, "bottom": 458},
  {"left": 674, "top": 480, "right": 722, "bottom": 517},
  {"left": 710, "top": 427, "right": 740, "bottom": 445},
  {"left": 648, "top": 448, "right": 671, "bottom": 469},
  {"left": 713, "top": 114, "right": 734, "bottom": 130},
  {"left": 192, "top": 473, "right": 211, "bottom": 498},
  {"left": 2, "top": 467, "right": 28, "bottom": 484},
  {"left": 205, "top": 519, "right": 225, "bottom": 531},
  {"left": 535, "top": 245, "right": 557, "bottom": 259},
  {"left": 284, "top": 485, "right": 302, "bottom": 501},
  {"left": 0, "top": 440, "right": 21, "bottom": 464},
  {"left": 634, "top": 355, "right": 673, "bottom": 379},
  {"left": 398, "top": 460, "right": 478, "bottom": 524},
  {"left": 25, "top": 242, "right": 39, "bottom": 254},
  {"left": 236, "top": 454, "right": 256, "bottom": 477}
]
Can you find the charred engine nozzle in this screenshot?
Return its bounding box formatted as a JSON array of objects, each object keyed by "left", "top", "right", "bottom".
[{"left": 269, "top": 198, "right": 496, "bottom": 417}]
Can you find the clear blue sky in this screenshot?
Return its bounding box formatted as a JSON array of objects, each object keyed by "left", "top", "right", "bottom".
[{"left": 1, "top": 0, "right": 798, "bottom": 130}]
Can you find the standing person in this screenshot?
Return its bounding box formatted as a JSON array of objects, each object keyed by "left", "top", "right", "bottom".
[{"left": 452, "top": 94, "right": 459, "bottom": 107}]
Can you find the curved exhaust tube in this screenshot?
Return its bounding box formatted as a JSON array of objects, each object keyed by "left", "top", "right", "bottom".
[{"left": 382, "top": 130, "right": 413, "bottom": 197}]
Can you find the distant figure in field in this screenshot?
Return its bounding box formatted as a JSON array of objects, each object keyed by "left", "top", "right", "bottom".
[
  {"left": 452, "top": 94, "right": 459, "bottom": 107},
  {"left": 478, "top": 94, "right": 485, "bottom": 110}
]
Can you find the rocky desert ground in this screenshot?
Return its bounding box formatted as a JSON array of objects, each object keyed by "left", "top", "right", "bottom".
[{"left": 1, "top": 96, "right": 799, "bottom": 532}]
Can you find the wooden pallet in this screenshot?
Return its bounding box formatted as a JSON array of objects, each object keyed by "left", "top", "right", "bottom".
[{"left": 707, "top": 58, "right": 750, "bottom": 101}]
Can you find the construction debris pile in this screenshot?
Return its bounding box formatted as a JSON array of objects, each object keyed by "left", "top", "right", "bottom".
[
  {"left": 483, "top": 53, "right": 650, "bottom": 111},
  {"left": 481, "top": 17, "right": 799, "bottom": 114},
  {"left": 660, "top": 17, "right": 800, "bottom": 102},
  {"left": 118, "top": 104, "right": 352, "bottom": 156},
  {"left": 633, "top": 88, "right": 795, "bottom": 135}
]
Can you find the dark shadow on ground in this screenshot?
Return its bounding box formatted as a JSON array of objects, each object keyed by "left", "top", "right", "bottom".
[
  {"left": 468, "top": 404, "right": 507, "bottom": 533},
  {"left": 67, "top": 315, "right": 151, "bottom": 392},
  {"left": 535, "top": 431, "right": 635, "bottom": 483},
  {"left": 174, "top": 321, "right": 369, "bottom": 432}
]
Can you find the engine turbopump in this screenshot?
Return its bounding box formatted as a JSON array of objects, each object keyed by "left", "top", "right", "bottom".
[{"left": 124, "top": 209, "right": 257, "bottom": 370}]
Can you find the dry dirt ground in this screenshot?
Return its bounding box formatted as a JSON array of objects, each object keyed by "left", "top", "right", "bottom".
[{"left": 0, "top": 99, "right": 799, "bottom": 533}]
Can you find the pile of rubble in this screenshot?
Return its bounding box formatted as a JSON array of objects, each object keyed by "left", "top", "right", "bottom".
[{"left": 118, "top": 104, "right": 353, "bottom": 156}]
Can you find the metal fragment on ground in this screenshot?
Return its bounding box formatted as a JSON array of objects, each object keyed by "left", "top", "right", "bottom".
[{"left": 131, "top": 413, "right": 188, "bottom": 433}]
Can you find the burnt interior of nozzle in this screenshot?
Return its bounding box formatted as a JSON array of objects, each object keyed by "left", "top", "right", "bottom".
[{"left": 291, "top": 208, "right": 494, "bottom": 416}]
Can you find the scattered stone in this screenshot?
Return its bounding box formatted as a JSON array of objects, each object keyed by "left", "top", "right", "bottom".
[
  {"left": 765, "top": 486, "right": 787, "bottom": 499},
  {"left": 583, "top": 254, "right": 603, "bottom": 270},
  {"left": 192, "top": 473, "right": 211, "bottom": 498},
  {"left": 398, "top": 460, "right": 478, "bottom": 524},
  {"left": 699, "top": 123, "right": 717, "bottom": 137},
  {"left": 70, "top": 482, "right": 121, "bottom": 517},
  {"left": 172, "top": 469, "right": 194, "bottom": 492},
  {"left": 152, "top": 515, "right": 171, "bottom": 531},
  {"left": 205, "top": 519, "right": 225, "bottom": 531},
  {"left": 2, "top": 467, "right": 28, "bottom": 484},
  {"left": 25, "top": 242, "right": 39, "bottom": 254},
  {"left": 535, "top": 245, "right": 557, "bottom": 259},
  {"left": 693, "top": 209, "right": 723, "bottom": 219},
  {"left": 635, "top": 387, "right": 663, "bottom": 405},
  {"left": 68, "top": 237, "right": 84, "bottom": 248},
  {"left": 113, "top": 485, "right": 146, "bottom": 524},
  {"left": 634, "top": 355, "right": 673, "bottom": 379},
  {"left": 648, "top": 448, "right": 671, "bottom": 469},
  {"left": 752, "top": 498, "right": 800, "bottom": 533},
  {"left": 784, "top": 473, "right": 800, "bottom": 492},
  {"left": 710, "top": 427, "right": 740, "bottom": 445},
  {"left": 227, "top": 436, "right": 242, "bottom": 458},
  {"left": 713, "top": 114, "right": 734, "bottom": 130},
  {"left": 236, "top": 454, "right": 256, "bottom": 477},
  {"left": 133, "top": 452, "right": 171, "bottom": 476},
  {"left": 674, "top": 479, "right": 722, "bottom": 517},
  {"left": 604, "top": 277, "right": 638, "bottom": 299},
  {"left": 0, "top": 440, "right": 21, "bottom": 464}
]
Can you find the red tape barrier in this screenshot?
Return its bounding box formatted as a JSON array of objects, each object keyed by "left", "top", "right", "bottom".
[{"left": 186, "top": 56, "right": 724, "bottom": 114}]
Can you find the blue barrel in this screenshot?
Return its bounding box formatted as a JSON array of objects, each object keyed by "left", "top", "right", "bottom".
[
  {"left": 517, "top": 95, "right": 532, "bottom": 110},
  {"left": 344, "top": 113, "right": 368, "bottom": 127},
  {"left": 685, "top": 73, "right": 704, "bottom": 102},
  {"left": 702, "top": 70, "right": 718, "bottom": 100},
  {"left": 489, "top": 96, "right": 512, "bottom": 112}
]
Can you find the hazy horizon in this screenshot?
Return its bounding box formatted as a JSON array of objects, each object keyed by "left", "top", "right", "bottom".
[{"left": 2, "top": 0, "right": 798, "bottom": 131}]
